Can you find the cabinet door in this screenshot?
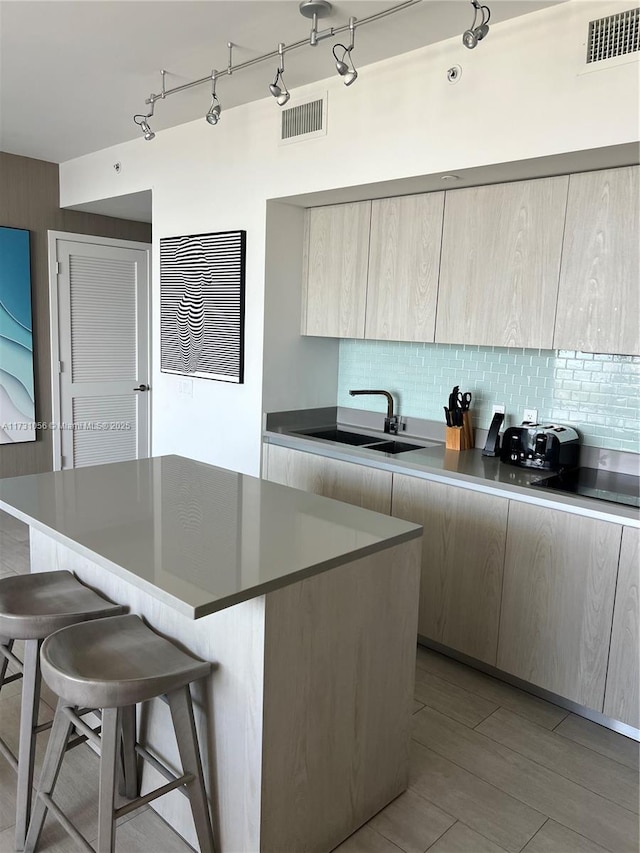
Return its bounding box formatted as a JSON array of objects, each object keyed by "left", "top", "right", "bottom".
[
  {"left": 435, "top": 177, "right": 568, "bottom": 348},
  {"left": 392, "top": 474, "right": 508, "bottom": 664},
  {"left": 264, "top": 444, "right": 392, "bottom": 514},
  {"left": 498, "top": 502, "right": 621, "bottom": 710},
  {"left": 604, "top": 526, "right": 640, "bottom": 728},
  {"left": 302, "top": 202, "right": 371, "bottom": 338},
  {"left": 554, "top": 166, "right": 640, "bottom": 355},
  {"left": 365, "top": 193, "right": 444, "bottom": 342}
]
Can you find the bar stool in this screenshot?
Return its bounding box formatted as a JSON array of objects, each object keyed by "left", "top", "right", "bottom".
[
  {"left": 24, "top": 613, "right": 215, "bottom": 853},
  {"left": 0, "top": 570, "right": 126, "bottom": 850}
]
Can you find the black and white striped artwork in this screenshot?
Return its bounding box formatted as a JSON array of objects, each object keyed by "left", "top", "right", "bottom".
[{"left": 160, "top": 230, "right": 246, "bottom": 383}]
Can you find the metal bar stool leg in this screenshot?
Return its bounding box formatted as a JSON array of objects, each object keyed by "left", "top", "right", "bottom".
[
  {"left": 167, "top": 687, "right": 215, "bottom": 853},
  {"left": 15, "top": 639, "right": 42, "bottom": 851},
  {"left": 119, "top": 705, "right": 138, "bottom": 800},
  {"left": 23, "top": 699, "right": 74, "bottom": 853},
  {"left": 97, "top": 708, "right": 121, "bottom": 853}
]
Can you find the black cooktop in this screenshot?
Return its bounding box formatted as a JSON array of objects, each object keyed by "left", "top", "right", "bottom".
[{"left": 531, "top": 467, "right": 640, "bottom": 508}]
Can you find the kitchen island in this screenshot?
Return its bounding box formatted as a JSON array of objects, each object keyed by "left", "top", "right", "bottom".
[{"left": 0, "top": 455, "right": 422, "bottom": 853}]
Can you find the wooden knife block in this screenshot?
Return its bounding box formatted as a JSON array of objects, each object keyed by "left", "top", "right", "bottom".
[{"left": 445, "top": 412, "right": 474, "bottom": 451}]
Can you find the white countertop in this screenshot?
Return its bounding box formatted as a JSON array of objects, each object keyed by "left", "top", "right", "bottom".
[{"left": 0, "top": 455, "right": 421, "bottom": 618}]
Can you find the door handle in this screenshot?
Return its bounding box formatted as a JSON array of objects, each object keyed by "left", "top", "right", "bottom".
[{"left": 133, "top": 384, "right": 150, "bottom": 392}]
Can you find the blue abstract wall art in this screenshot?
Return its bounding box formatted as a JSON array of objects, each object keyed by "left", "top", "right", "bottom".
[{"left": 0, "top": 227, "right": 36, "bottom": 444}]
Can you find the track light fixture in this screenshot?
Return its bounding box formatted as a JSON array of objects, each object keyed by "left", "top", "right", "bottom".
[
  {"left": 269, "top": 43, "right": 290, "bottom": 106},
  {"left": 332, "top": 17, "right": 358, "bottom": 86},
  {"left": 462, "top": 0, "right": 491, "bottom": 49},
  {"left": 206, "top": 72, "right": 221, "bottom": 125},
  {"left": 134, "top": 0, "right": 495, "bottom": 138}
]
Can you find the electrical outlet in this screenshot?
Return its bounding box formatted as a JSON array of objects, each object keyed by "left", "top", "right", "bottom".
[
  {"left": 178, "top": 378, "right": 193, "bottom": 397},
  {"left": 523, "top": 408, "right": 538, "bottom": 424},
  {"left": 491, "top": 404, "right": 505, "bottom": 417}
]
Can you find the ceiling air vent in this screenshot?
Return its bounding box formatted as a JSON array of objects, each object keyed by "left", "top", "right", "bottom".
[
  {"left": 279, "top": 95, "right": 327, "bottom": 145},
  {"left": 586, "top": 7, "right": 639, "bottom": 63}
]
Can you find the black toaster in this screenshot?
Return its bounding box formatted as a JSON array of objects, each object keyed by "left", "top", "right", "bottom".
[{"left": 500, "top": 424, "right": 580, "bottom": 472}]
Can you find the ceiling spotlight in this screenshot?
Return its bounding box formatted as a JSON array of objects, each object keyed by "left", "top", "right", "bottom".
[
  {"left": 132, "top": 72, "right": 164, "bottom": 141},
  {"left": 463, "top": 0, "right": 491, "bottom": 49},
  {"left": 332, "top": 17, "right": 358, "bottom": 86},
  {"left": 206, "top": 72, "right": 221, "bottom": 125},
  {"left": 269, "top": 42, "right": 290, "bottom": 106},
  {"left": 133, "top": 104, "right": 156, "bottom": 141}
]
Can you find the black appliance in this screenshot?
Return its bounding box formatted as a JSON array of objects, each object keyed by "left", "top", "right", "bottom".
[
  {"left": 531, "top": 467, "right": 640, "bottom": 509},
  {"left": 500, "top": 424, "right": 580, "bottom": 472}
]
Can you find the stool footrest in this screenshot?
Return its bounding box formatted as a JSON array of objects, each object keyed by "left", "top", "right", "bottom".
[
  {"left": 114, "top": 773, "right": 194, "bottom": 820},
  {"left": 39, "top": 793, "right": 94, "bottom": 853},
  {"left": 63, "top": 706, "right": 101, "bottom": 749},
  {"left": 0, "top": 671, "right": 22, "bottom": 686},
  {"left": 0, "top": 734, "right": 18, "bottom": 771},
  {"left": 67, "top": 732, "right": 95, "bottom": 751},
  {"left": 135, "top": 743, "right": 191, "bottom": 799},
  {"left": 34, "top": 719, "right": 53, "bottom": 735}
]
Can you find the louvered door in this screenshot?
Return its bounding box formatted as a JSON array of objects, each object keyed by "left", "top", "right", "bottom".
[{"left": 56, "top": 239, "right": 149, "bottom": 468}]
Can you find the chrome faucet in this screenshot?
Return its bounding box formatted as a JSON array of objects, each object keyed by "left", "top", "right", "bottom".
[{"left": 348, "top": 389, "right": 399, "bottom": 435}]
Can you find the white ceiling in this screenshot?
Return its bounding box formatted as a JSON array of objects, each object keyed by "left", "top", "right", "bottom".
[{"left": 0, "top": 0, "right": 564, "bottom": 166}]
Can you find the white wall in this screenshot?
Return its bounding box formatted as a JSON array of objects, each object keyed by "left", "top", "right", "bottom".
[
  {"left": 59, "top": 0, "right": 640, "bottom": 476},
  {"left": 263, "top": 202, "right": 340, "bottom": 414}
]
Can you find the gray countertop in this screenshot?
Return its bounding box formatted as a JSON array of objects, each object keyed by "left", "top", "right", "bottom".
[
  {"left": 264, "top": 426, "right": 640, "bottom": 528},
  {"left": 0, "top": 455, "right": 422, "bottom": 618}
]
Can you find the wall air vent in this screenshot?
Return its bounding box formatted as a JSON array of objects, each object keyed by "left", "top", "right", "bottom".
[
  {"left": 586, "top": 7, "right": 639, "bottom": 63},
  {"left": 279, "top": 94, "right": 327, "bottom": 145}
]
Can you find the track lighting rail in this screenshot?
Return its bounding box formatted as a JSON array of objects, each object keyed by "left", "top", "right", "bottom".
[
  {"left": 135, "top": 0, "right": 491, "bottom": 137},
  {"left": 141, "top": 0, "right": 423, "bottom": 108}
]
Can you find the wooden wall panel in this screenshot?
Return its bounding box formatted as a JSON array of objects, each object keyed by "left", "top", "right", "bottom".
[
  {"left": 0, "top": 152, "right": 151, "bottom": 479},
  {"left": 261, "top": 539, "right": 421, "bottom": 852}
]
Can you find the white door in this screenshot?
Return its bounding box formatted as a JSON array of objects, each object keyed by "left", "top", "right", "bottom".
[{"left": 50, "top": 234, "right": 150, "bottom": 469}]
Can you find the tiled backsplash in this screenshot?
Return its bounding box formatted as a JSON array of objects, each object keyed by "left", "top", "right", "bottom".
[{"left": 337, "top": 341, "right": 640, "bottom": 452}]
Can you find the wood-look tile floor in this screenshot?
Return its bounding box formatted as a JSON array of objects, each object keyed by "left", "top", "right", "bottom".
[{"left": 1, "top": 510, "right": 638, "bottom": 853}]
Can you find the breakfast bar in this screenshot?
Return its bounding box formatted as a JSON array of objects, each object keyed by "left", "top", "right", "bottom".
[{"left": 0, "top": 455, "right": 422, "bottom": 852}]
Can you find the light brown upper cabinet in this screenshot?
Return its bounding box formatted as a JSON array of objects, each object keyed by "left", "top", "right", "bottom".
[
  {"left": 554, "top": 166, "right": 640, "bottom": 355},
  {"left": 497, "top": 502, "right": 621, "bottom": 711},
  {"left": 435, "top": 176, "right": 569, "bottom": 348},
  {"left": 365, "top": 193, "right": 444, "bottom": 342},
  {"left": 302, "top": 201, "right": 371, "bottom": 338},
  {"left": 604, "top": 526, "right": 640, "bottom": 729}
]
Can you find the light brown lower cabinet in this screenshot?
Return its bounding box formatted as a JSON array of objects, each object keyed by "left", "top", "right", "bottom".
[
  {"left": 497, "top": 502, "right": 622, "bottom": 711},
  {"left": 392, "top": 474, "right": 508, "bottom": 665},
  {"left": 263, "top": 444, "right": 392, "bottom": 514},
  {"left": 604, "top": 526, "right": 640, "bottom": 728}
]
